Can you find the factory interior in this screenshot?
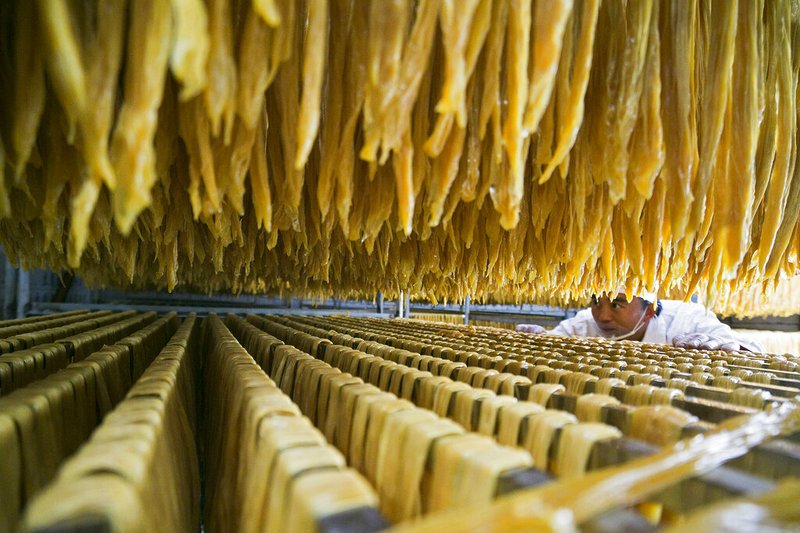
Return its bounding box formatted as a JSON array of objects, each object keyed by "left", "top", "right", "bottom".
[{"left": 2, "top": 0, "right": 800, "bottom": 531}]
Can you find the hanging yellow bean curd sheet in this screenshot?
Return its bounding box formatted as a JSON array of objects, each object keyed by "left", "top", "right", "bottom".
[{"left": 0, "top": 1, "right": 796, "bottom": 311}]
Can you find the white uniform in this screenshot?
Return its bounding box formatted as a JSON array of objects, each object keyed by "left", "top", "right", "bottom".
[{"left": 550, "top": 300, "right": 764, "bottom": 352}]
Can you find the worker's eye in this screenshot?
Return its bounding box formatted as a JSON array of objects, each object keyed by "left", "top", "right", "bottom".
[{"left": 611, "top": 302, "right": 625, "bottom": 310}]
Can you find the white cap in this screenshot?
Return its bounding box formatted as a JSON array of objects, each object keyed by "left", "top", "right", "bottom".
[{"left": 616, "top": 285, "right": 658, "bottom": 303}]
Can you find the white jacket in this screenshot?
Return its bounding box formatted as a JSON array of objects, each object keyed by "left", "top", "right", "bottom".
[{"left": 550, "top": 300, "right": 764, "bottom": 352}]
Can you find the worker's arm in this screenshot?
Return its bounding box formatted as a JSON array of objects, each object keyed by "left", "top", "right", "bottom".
[
  {"left": 516, "top": 324, "right": 546, "bottom": 334},
  {"left": 516, "top": 311, "right": 590, "bottom": 336},
  {"left": 548, "top": 320, "right": 577, "bottom": 336},
  {"left": 549, "top": 310, "right": 595, "bottom": 337}
]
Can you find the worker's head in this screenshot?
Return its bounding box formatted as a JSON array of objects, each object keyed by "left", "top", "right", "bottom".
[{"left": 590, "top": 292, "right": 657, "bottom": 341}]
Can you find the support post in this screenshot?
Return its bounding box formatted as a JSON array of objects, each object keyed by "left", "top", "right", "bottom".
[
  {"left": 464, "top": 294, "right": 471, "bottom": 325},
  {"left": 377, "top": 292, "right": 384, "bottom": 314},
  {"left": 16, "top": 269, "right": 29, "bottom": 318},
  {"left": 3, "top": 259, "right": 16, "bottom": 320}
]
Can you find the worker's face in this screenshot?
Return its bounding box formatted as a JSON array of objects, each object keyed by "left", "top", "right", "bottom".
[{"left": 590, "top": 293, "right": 651, "bottom": 339}]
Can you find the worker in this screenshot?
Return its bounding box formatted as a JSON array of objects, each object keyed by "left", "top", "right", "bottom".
[{"left": 516, "top": 291, "right": 763, "bottom": 352}]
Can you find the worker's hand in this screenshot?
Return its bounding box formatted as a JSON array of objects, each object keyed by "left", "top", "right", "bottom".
[
  {"left": 672, "top": 333, "right": 740, "bottom": 351},
  {"left": 516, "top": 324, "right": 546, "bottom": 335}
]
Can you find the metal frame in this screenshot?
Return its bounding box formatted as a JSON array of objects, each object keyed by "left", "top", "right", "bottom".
[
  {"left": 722, "top": 314, "right": 800, "bottom": 332},
  {"left": 30, "top": 301, "right": 392, "bottom": 318}
]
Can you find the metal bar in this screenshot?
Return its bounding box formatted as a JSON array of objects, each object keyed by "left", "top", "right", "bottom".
[
  {"left": 543, "top": 385, "right": 754, "bottom": 425},
  {"left": 589, "top": 439, "right": 776, "bottom": 512},
  {"left": 728, "top": 438, "right": 800, "bottom": 479},
  {"left": 16, "top": 269, "right": 29, "bottom": 318},
  {"left": 494, "top": 426, "right": 784, "bottom": 516},
  {"left": 672, "top": 398, "right": 757, "bottom": 424},
  {"left": 738, "top": 381, "right": 800, "bottom": 398},
  {"left": 463, "top": 294, "right": 471, "bottom": 325},
  {"left": 727, "top": 364, "right": 800, "bottom": 378},
  {"left": 722, "top": 314, "right": 800, "bottom": 332},
  {"left": 466, "top": 311, "right": 566, "bottom": 328},
  {"left": 318, "top": 507, "right": 388, "bottom": 533},
  {"left": 30, "top": 302, "right": 392, "bottom": 318},
  {"left": 581, "top": 510, "right": 657, "bottom": 533},
  {"left": 495, "top": 467, "right": 552, "bottom": 496},
  {"left": 518, "top": 386, "right": 800, "bottom": 479},
  {"left": 407, "top": 308, "right": 464, "bottom": 316},
  {"left": 376, "top": 292, "right": 384, "bottom": 314}
]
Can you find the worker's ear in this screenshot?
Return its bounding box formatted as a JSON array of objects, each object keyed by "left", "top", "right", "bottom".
[{"left": 644, "top": 302, "right": 657, "bottom": 320}]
